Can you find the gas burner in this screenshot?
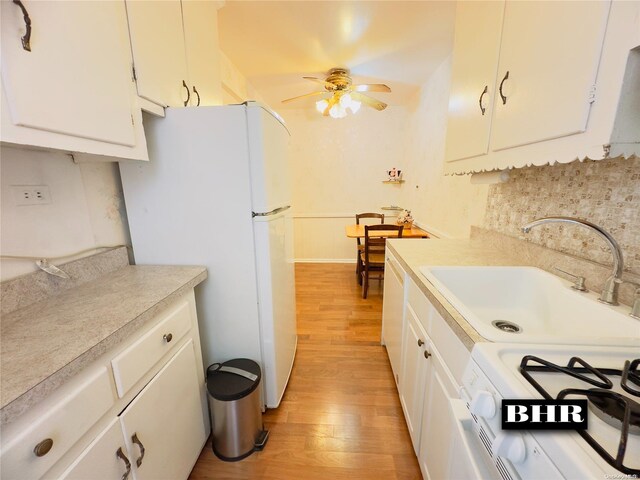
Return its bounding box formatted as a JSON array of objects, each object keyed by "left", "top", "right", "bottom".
[
  {"left": 587, "top": 388, "right": 640, "bottom": 435},
  {"left": 520, "top": 355, "right": 640, "bottom": 476}
]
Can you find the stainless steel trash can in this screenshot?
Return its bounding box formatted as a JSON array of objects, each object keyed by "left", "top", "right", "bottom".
[{"left": 206, "top": 359, "right": 269, "bottom": 461}]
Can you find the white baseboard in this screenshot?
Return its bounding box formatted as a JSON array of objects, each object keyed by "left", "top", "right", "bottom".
[{"left": 294, "top": 258, "right": 356, "bottom": 264}]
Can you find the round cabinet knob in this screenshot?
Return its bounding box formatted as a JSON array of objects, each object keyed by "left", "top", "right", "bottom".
[
  {"left": 417, "top": 339, "right": 424, "bottom": 347},
  {"left": 424, "top": 350, "right": 431, "bottom": 359},
  {"left": 34, "top": 438, "right": 53, "bottom": 457},
  {"left": 469, "top": 390, "right": 497, "bottom": 419},
  {"left": 493, "top": 432, "right": 526, "bottom": 464},
  {"left": 163, "top": 333, "right": 173, "bottom": 343}
]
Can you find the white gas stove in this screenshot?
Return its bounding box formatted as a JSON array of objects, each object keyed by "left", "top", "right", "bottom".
[{"left": 462, "top": 343, "right": 640, "bottom": 479}]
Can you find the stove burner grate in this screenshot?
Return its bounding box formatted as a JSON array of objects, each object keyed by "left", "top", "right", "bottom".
[
  {"left": 587, "top": 388, "right": 640, "bottom": 434},
  {"left": 520, "top": 355, "right": 640, "bottom": 476},
  {"left": 622, "top": 359, "right": 640, "bottom": 397}
]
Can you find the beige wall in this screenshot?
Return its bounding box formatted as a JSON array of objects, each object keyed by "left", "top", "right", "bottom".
[
  {"left": 281, "top": 106, "right": 410, "bottom": 262},
  {"left": 0, "top": 147, "right": 130, "bottom": 281},
  {"left": 283, "top": 55, "right": 490, "bottom": 262},
  {"left": 399, "top": 56, "right": 489, "bottom": 239},
  {"left": 220, "top": 52, "right": 268, "bottom": 106}
]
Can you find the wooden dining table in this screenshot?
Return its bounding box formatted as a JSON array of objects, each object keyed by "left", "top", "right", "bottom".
[{"left": 345, "top": 224, "right": 430, "bottom": 239}]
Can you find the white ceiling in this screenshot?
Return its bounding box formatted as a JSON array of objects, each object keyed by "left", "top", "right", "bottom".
[{"left": 218, "top": 1, "right": 456, "bottom": 109}]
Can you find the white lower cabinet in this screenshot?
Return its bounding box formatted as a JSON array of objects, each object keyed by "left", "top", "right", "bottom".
[
  {"left": 59, "top": 419, "right": 128, "bottom": 480},
  {"left": 399, "top": 304, "right": 430, "bottom": 452},
  {"left": 418, "top": 345, "right": 458, "bottom": 480},
  {"left": 119, "top": 340, "right": 206, "bottom": 480},
  {"left": 388, "top": 275, "right": 471, "bottom": 479},
  {"left": 61, "top": 341, "right": 205, "bottom": 480},
  {"left": 1, "top": 291, "right": 207, "bottom": 480},
  {"left": 381, "top": 251, "right": 406, "bottom": 385}
]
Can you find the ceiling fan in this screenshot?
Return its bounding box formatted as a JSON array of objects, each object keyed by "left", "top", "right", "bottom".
[{"left": 281, "top": 68, "right": 391, "bottom": 118}]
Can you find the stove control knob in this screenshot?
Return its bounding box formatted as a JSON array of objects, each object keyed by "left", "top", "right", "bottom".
[
  {"left": 493, "top": 433, "right": 526, "bottom": 464},
  {"left": 469, "top": 390, "right": 496, "bottom": 418}
]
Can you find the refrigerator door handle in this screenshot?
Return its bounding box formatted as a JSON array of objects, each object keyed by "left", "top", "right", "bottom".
[{"left": 252, "top": 205, "right": 291, "bottom": 218}]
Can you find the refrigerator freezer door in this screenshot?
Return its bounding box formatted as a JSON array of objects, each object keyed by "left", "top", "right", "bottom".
[
  {"left": 252, "top": 208, "right": 297, "bottom": 408},
  {"left": 247, "top": 104, "right": 291, "bottom": 214}
]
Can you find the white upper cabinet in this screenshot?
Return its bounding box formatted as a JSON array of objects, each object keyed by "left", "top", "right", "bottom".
[
  {"left": 445, "top": 0, "right": 640, "bottom": 174},
  {"left": 125, "top": 0, "right": 222, "bottom": 108},
  {"left": 125, "top": 0, "right": 189, "bottom": 108},
  {"left": 0, "top": 0, "right": 147, "bottom": 160},
  {"left": 182, "top": 0, "right": 223, "bottom": 106},
  {"left": 490, "top": 1, "right": 609, "bottom": 151},
  {"left": 445, "top": 1, "right": 504, "bottom": 168}
]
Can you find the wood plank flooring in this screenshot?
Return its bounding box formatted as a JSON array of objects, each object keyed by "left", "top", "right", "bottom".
[{"left": 189, "top": 263, "right": 421, "bottom": 480}]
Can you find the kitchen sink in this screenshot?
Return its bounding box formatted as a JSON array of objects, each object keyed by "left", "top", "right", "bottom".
[{"left": 419, "top": 266, "right": 640, "bottom": 346}]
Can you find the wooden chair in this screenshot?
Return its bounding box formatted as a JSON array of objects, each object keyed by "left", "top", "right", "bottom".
[
  {"left": 355, "top": 212, "right": 384, "bottom": 284},
  {"left": 361, "top": 224, "right": 403, "bottom": 299}
]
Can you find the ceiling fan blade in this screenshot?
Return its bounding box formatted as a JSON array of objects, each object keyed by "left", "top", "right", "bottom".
[
  {"left": 351, "top": 92, "right": 387, "bottom": 111},
  {"left": 303, "top": 76, "right": 335, "bottom": 89},
  {"left": 354, "top": 84, "right": 391, "bottom": 93},
  {"left": 281, "top": 91, "right": 326, "bottom": 104}
]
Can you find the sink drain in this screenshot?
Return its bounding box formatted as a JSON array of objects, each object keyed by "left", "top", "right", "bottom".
[{"left": 491, "top": 320, "right": 522, "bottom": 333}]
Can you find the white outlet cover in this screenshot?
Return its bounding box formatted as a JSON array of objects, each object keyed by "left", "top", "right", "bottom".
[{"left": 11, "top": 185, "right": 52, "bottom": 206}]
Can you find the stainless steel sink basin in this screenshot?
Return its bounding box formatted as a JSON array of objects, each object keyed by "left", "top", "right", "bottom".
[{"left": 419, "top": 266, "right": 640, "bottom": 346}]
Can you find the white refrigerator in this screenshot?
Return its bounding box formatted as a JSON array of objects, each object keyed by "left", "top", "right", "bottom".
[{"left": 119, "top": 102, "right": 297, "bottom": 408}]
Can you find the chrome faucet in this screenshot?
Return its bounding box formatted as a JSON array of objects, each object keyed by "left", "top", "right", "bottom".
[{"left": 521, "top": 216, "right": 624, "bottom": 306}]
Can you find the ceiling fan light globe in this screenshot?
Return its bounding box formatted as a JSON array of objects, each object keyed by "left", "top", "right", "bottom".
[
  {"left": 349, "top": 100, "right": 362, "bottom": 114},
  {"left": 316, "top": 99, "right": 329, "bottom": 113},
  {"left": 339, "top": 93, "right": 352, "bottom": 108}
]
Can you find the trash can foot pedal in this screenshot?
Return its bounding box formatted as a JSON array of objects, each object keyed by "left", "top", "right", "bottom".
[{"left": 254, "top": 429, "right": 269, "bottom": 451}]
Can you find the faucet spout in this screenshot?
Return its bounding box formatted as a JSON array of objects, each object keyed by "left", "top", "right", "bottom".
[{"left": 521, "top": 216, "right": 624, "bottom": 305}]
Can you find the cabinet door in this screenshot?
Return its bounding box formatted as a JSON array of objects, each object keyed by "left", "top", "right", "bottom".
[
  {"left": 58, "top": 419, "right": 129, "bottom": 480},
  {"left": 381, "top": 254, "right": 405, "bottom": 385},
  {"left": 445, "top": 1, "right": 505, "bottom": 164},
  {"left": 490, "top": 0, "right": 610, "bottom": 151},
  {"left": 182, "top": 0, "right": 222, "bottom": 106},
  {"left": 418, "top": 346, "right": 457, "bottom": 480},
  {"left": 0, "top": 0, "right": 136, "bottom": 146},
  {"left": 125, "top": 0, "right": 189, "bottom": 107},
  {"left": 399, "top": 305, "right": 430, "bottom": 452},
  {"left": 120, "top": 340, "right": 206, "bottom": 480}
]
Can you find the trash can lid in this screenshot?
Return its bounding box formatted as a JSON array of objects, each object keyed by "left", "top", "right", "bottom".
[{"left": 207, "top": 358, "right": 261, "bottom": 401}]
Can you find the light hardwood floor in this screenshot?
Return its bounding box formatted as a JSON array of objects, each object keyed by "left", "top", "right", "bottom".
[{"left": 189, "top": 263, "right": 421, "bottom": 480}]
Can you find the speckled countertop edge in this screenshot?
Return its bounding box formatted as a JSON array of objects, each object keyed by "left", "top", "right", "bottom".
[
  {"left": 387, "top": 242, "right": 482, "bottom": 351},
  {"left": 387, "top": 228, "right": 640, "bottom": 353},
  {"left": 386, "top": 235, "right": 535, "bottom": 351},
  {"left": 1, "top": 266, "right": 207, "bottom": 425}
]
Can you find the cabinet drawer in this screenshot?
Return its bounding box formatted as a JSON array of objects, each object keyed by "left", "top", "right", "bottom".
[
  {"left": 407, "top": 278, "right": 431, "bottom": 333},
  {"left": 111, "top": 299, "right": 191, "bottom": 397},
  {"left": 0, "top": 367, "right": 115, "bottom": 480}
]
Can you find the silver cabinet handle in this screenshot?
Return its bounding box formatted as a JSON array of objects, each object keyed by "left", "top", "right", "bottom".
[
  {"left": 33, "top": 438, "right": 53, "bottom": 457},
  {"left": 131, "top": 433, "right": 145, "bottom": 467},
  {"left": 163, "top": 333, "right": 173, "bottom": 343},
  {"left": 116, "top": 447, "right": 131, "bottom": 480}
]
